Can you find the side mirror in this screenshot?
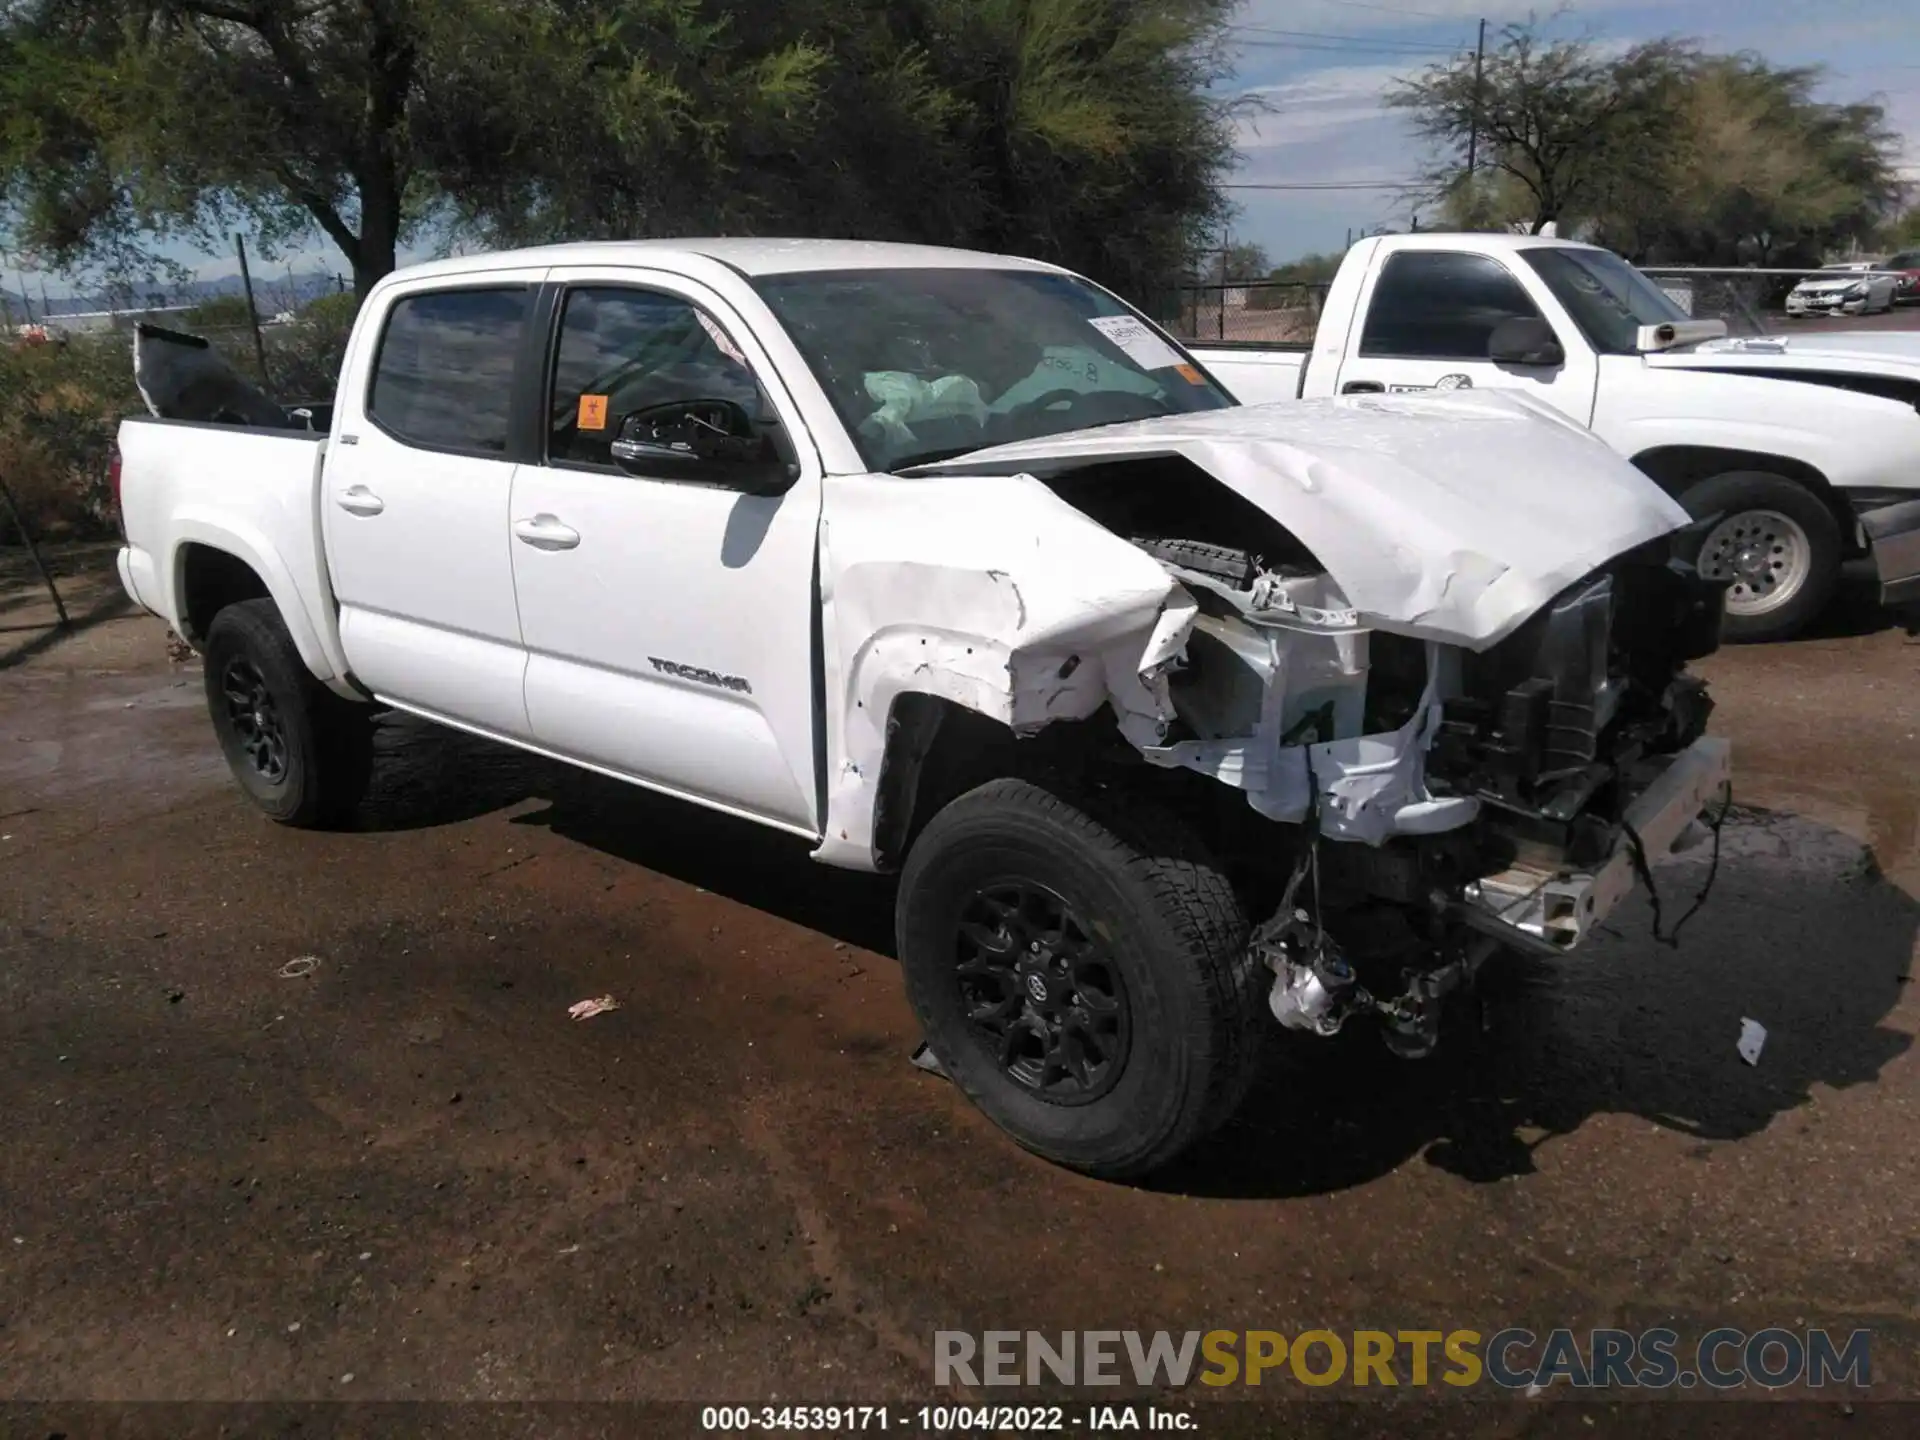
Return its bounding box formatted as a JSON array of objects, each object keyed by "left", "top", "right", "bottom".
[
  {"left": 1487, "top": 316, "right": 1565, "bottom": 368},
  {"left": 610, "top": 400, "right": 799, "bottom": 495}
]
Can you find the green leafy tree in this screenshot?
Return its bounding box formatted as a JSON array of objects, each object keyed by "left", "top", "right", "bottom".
[
  {"left": 1, "top": 0, "right": 1241, "bottom": 301},
  {"left": 1388, "top": 26, "right": 1691, "bottom": 236},
  {"left": 1390, "top": 22, "right": 1900, "bottom": 263}
]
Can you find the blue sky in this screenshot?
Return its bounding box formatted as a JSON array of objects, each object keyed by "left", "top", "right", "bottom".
[
  {"left": 5, "top": 0, "right": 1919, "bottom": 303},
  {"left": 1224, "top": 0, "right": 1920, "bottom": 260}
]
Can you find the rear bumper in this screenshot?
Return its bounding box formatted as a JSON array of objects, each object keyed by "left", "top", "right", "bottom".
[
  {"left": 1461, "top": 735, "right": 1733, "bottom": 952},
  {"left": 1859, "top": 498, "right": 1920, "bottom": 608},
  {"left": 117, "top": 545, "right": 162, "bottom": 618}
]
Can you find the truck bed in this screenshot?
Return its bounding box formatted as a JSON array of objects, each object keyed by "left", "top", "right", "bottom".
[
  {"left": 1188, "top": 344, "right": 1309, "bottom": 405},
  {"left": 116, "top": 415, "right": 351, "bottom": 690}
]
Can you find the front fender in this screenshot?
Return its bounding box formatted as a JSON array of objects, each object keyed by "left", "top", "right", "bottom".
[{"left": 811, "top": 473, "right": 1193, "bottom": 870}]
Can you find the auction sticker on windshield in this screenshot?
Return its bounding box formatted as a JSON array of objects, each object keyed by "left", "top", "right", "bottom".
[{"left": 1088, "top": 314, "right": 1183, "bottom": 372}]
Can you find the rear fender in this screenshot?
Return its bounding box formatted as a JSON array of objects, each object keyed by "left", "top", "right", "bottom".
[{"left": 170, "top": 512, "right": 355, "bottom": 698}]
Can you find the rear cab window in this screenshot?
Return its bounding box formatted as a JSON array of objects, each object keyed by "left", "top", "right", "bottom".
[{"left": 366, "top": 287, "right": 529, "bottom": 455}]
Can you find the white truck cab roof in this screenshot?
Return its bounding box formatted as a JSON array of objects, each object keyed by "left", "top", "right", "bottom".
[{"left": 382, "top": 237, "right": 1070, "bottom": 286}]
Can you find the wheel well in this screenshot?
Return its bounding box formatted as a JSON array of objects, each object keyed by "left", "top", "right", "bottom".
[
  {"left": 872, "top": 695, "right": 1024, "bottom": 872},
  {"left": 178, "top": 544, "right": 271, "bottom": 643},
  {"left": 1630, "top": 446, "right": 1856, "bottom": 547}
]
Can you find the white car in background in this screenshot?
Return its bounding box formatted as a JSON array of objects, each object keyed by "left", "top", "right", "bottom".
[{"left": 1785, "top": 262, "right": 1899, "bottom": 317}]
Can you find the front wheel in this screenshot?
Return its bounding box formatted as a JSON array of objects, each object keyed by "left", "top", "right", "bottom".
[
  {"left": 203, "top": 598, "right": 373, "bottom": 827},
  {"left": 1677, "top": 471, "right": 1840, "bottom": 643},
  {"left": 895, "top": 777, "right": 1263, "bottom": 1179}
]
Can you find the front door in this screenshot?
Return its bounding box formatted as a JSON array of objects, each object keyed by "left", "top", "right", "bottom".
[
  {"left": 324, "top": 271, "right": 547, "bottom": 737},
  {"left": 1333, "top": 249, "right": 1600, "bottom": 426},
  {"left": 507, "top": 270, "right": 825, "bottom": 835}
]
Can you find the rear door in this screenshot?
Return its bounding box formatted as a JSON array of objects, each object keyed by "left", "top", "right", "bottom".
[
  {"left": 1333, "top": 250, "right": 1600, "bottom": 425},
  {"left": 506, "top": 269, "right": 825, "bottom": 835},
  {"left": 324, "top": 269, "right": 548, "bottom": 737}
]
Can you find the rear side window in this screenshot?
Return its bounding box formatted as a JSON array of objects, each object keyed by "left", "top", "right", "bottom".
[
  {"left": 1359, "top": 251, "right": 1544, "bottom": 360},
  {"left": 368, "top": 287, "right": 528, "bottom": 454}
]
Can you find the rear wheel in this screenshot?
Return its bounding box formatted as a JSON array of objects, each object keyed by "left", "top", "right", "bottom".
[
  {"left": 896, "top": 776, "right": 1263, "bottom": 1179},
  {"left": 1677, "top": 471, "right": 1840, "bottom": 643},
  {"left": 203, "top": 599, "right": 373, "bottom": 827}
]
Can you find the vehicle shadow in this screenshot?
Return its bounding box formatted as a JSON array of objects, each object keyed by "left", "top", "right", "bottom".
[
  {"left": 1155, "top": 806, "right": 1917, "bottom": 1198},
  {"left": 1771, "top": 567, "right": 1904, "bottom": 643},
  {"left": 0, "top": 587, "right": 132, "bottom": 671},
  {"left": 350, "top": 714, "right": 1915, "bottom": 1201},
  {"left": 351, "top": 712, "right": 899, "bottom": 950}
]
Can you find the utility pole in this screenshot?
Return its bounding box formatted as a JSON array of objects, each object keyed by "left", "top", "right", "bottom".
[
  {"left": 1467, "top": 17, "right": 1487, "bottom": 177},
  {"left": 233, "top": 233, "right": 272, "bottom": 388}
]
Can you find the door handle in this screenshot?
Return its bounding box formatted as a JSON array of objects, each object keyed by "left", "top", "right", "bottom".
[
  {"left": 336, "top": 485, "right": 385, "bottom": 516},
  {"left": 1341, "top": 381, "right": 1385, "bottom": 395},
  {"left": 513, "top": 514, "right": 581, "bottom": 551}
]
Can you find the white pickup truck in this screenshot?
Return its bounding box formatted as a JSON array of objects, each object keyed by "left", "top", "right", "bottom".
[
  {"left": 115, "top": 239, "right": 1732, "bottom": 1179},
  {"left": 1190, "top": 233, "right": 1920, "bottom": 642}
]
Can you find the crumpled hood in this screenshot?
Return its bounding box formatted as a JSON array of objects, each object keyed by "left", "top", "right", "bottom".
[{"left": 911, "top": 390, "right": 1688, "bottom": 649}]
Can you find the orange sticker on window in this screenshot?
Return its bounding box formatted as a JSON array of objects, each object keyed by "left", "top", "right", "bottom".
[
  {"left": 1176, "top": 363, "right": 1205, "bottom": 385},
  {"left": 577, "top": 394, "right": 609, "bottom": 431}
]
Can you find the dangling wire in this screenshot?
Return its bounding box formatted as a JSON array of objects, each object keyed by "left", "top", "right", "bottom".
[{"left": 1622, "top": 781, "right": 1733, "bottom": 950}]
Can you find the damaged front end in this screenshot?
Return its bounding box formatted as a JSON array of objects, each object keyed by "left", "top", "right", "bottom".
[
  {"left": 835, "top": 396, "right": 1734, "bottom": 1059},
  {"left": 1182, "top": 533, "right": 1734, "bottom": 1060}
]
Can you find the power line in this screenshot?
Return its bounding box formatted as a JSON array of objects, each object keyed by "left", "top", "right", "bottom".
[
  {"left": 1228, "top": 23, "right": 1468, "bottom": 52},
  {"left": 1231, "top": 37, "right": 1465, "bottom": 57}
]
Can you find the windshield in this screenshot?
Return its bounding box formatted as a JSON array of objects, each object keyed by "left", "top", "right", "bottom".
[
  {"left": 1520, "top": 247, "right": 1690, "bottom": 355},
  {"left": 752, "top": 268, "right": 1234, "bottom": 472}
]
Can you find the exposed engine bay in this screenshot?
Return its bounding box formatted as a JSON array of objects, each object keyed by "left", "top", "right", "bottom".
[
  {"left": 1039, "top": 460, "right": 1730, "bottom": 1058},
  {"left": 858, "top": 413, "right": 1735, "bottom": 1062}
]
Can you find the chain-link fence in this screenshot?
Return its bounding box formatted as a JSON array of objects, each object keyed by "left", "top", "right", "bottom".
[
  {"left": 1623, "top": 267, "right": 1911, "bottom": 337},
  {"left": 1159, "top": 281, "right": 1333, "bottom": 345}
]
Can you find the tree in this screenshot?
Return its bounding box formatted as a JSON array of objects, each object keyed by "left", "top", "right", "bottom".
[
  {"left": 1388, "top": 26, "right": 1690, "bottom": 236},
  {"left": 1592, "top": 55, "right": 1902, "bottom": 264},
  {"left": 1, "top": 0, "right": 1242, "bottom": 301},
  {"left": 1390, "top": 22, "right": 1901, "bottom": 263}
]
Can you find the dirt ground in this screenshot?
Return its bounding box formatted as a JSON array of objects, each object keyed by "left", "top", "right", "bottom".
[{"left": 2, "top": 542, "right": 1918, "bottom": 1439}]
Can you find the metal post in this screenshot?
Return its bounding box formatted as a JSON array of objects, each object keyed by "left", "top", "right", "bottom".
[
  {"left": 0, "top": 472, "right": 68, "bottom": 628},
  {"left": 234, "top": 233, "right": 272, "bottom": 389},
  {"left": 1467, "top": 17, "right": 1487, "bottom": 176}
]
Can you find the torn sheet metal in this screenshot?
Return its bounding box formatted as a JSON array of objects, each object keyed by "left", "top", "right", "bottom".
[
  {"left": 910, "top": 391, "right": 1691, "bottom": 651},
  {"left": 1141, "top": 650, "right": 1478, "bottom": 845},
  {"left": 814, "top": 470, "right": 1191, "bottom": 866},
  {"left": 811, "top": 464, "right": 1483, "bottom": 864}
]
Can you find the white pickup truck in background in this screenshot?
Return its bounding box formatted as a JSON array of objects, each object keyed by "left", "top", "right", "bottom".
[
  {"left": 1189, "top": 233, "right": 1920, "bottom": 642},
  {"left": 115, "top": 239, "right": 1731, "bottom": 1179}
]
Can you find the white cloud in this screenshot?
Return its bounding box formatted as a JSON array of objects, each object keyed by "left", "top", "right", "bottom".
[{"left": 1232, "top": 61, "right": 1410, "bottom": 157}]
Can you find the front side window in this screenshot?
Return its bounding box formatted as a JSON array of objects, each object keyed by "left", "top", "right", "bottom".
[
  {"left": 368, "top": 287, "right": 527, "bottom": 453},
  {"left": 1358, "top": 251, "right": 1545, "bottom": 360},
  {"left": 1521, "top": 247, "right": 1690, "bottom": 355},
  {"left": 546, "top": 287, "right": 773, "bottom": 469},
  {"left": 753, "top": 268, "right": 1233, "bottom": 473}
]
